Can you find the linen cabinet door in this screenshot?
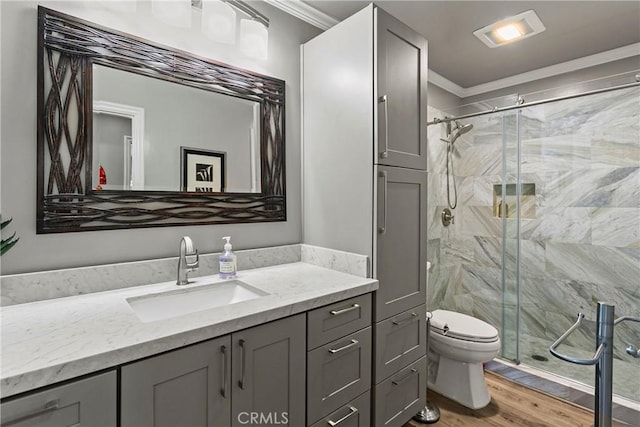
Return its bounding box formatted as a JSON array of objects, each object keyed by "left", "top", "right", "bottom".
[
  {"left": 231, "top": 314, "right": 306, "bottom": 427},
  {"left": 121, "top": 336, "right": 231, "bottom": 427},
  {"left": 375, "top": 166, "right": 427, "bottom": 321},
  {"left": 0, "top": 371, "right": 116, "bottom": 427},
  {"left": 375, "top": 7, "right": 428, "bottom": 170}
]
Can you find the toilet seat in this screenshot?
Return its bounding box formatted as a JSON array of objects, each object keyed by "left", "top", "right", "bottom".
[{"left": 430, "top": 310, "right": 498, "bottom": 343}]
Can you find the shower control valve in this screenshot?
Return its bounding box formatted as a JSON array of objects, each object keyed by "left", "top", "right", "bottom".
[{"left": 442, "top": 208, "right": 454, "bottom": 227}]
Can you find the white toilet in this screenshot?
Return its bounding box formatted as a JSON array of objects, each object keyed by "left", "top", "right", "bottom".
[{"left": 428, "top": 309, "right": 500, "bottom": 409}]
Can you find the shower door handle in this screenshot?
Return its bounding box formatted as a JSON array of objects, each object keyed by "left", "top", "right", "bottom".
[
  {"left": 379, "top": 95, "right": 389, "bottom": 159},
  {"left": 378, "top": 170, "right": 388, "bottom": 234}
]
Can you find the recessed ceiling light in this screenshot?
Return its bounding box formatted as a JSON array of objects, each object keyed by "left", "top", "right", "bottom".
[
  {"left": 474, "top": 10, "right": 545, "bottom": 48},
  {"left": 495, "top": 24, "right": 523, "bottom": 41}
]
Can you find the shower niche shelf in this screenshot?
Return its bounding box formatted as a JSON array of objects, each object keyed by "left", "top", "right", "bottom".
[{"left": 493, "top": 183, "right": 536, "bottom": 219}]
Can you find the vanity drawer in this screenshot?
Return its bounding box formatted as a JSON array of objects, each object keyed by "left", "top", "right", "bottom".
[
  {"left": 307, "top": 327, "right": 372, "bottom": 425},
  {"left": 309, "top": 390, "right": 371, "bottom": 427},
  {"left": 307, "top": 293, "right": 372, "bottom": 350},
  {"left": 374, "top": 304, "right": 426, "bottom": 384},
  {"left": 373, "top": 356, "right": 426, "bottom": 427}
]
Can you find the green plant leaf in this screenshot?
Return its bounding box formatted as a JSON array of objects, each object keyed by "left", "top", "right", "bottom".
[
  {"left": 1, "top": 217, "right": 12, "bottom": 230},
  {"left": 1, "top": 236, "right": 19, "bottom": 256}
]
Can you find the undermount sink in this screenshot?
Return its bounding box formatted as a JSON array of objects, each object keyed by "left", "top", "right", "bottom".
[{"left": 127, "top": 279, "right": 269, "bottom": 323}]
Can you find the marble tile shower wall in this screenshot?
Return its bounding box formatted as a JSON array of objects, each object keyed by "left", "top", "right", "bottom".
[{"left": 427, "top": 88, "right": 640, "bottom": 365}]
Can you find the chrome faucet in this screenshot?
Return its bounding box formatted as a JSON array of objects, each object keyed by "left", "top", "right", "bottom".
[{"left": 177, "top": 236, "right": 199, "bottom": 286}]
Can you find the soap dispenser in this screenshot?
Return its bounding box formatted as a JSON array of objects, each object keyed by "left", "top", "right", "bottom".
[{"left": 219, "top": 236, "right": 237, "bottom": 279}]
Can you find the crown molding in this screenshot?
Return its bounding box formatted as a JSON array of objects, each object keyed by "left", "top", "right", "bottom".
[
  {"left": 264, "top": 0, "right": 338, "bottom": 30},
  {"left": 428, "top": 43, "right": 640, "bottom": 99},
  {"left": 427, "top": 69, "right": 466, "bottom": 97},
  {"left": 461, "top": 43, "right": 640, "bottom": 98}
]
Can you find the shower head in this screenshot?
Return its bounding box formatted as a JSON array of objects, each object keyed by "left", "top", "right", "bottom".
[{"left": 450, "top": 121, "right": 473, "bottom": 144}]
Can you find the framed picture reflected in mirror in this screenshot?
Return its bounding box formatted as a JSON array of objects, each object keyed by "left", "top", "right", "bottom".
[{"left": 180, "top": 147, "right": 226, "bottom": 193}]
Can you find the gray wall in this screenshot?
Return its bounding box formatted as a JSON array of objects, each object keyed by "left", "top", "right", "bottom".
[{"left": 0, "top": 1, "right": 321, "bottom": 274}]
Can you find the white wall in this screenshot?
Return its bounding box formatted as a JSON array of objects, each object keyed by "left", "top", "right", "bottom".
[{"left": 0, "top": 0, "right": 321, "bottom": 274}]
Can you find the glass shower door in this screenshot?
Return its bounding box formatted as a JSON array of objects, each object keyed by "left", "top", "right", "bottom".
[{"left": 500, "top": 108, "right": 520, "bottom": 363}]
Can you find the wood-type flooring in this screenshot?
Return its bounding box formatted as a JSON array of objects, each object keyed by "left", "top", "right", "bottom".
[{"left": 405, "top": 371, "right": 633, "bottom": 427}]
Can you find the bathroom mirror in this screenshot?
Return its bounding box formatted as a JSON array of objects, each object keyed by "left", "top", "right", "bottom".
[{"left": 37, "top": 7, "right": 285, "bottom": 233}]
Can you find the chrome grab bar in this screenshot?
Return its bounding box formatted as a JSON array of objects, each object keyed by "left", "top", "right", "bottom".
[
  {"left": 549, "top": 313, "right": 604, "bottom": 365},
  {"left": 614, "top": 315, "right": 640, "bottom": 325},
  {"left": 549, "top": 302, "right": 639, "bottom": 427}
]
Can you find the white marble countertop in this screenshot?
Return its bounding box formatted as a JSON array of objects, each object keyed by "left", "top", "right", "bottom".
[{"left": 1, "top": 262, "right": 377, "bottom": 398}]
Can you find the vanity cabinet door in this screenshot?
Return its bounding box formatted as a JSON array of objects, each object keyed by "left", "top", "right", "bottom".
[
  {"left": 0, "top": 371, "right": 116, "bottom": 427},
  {"left": 375, "top": 7, "right": 428, "bottom": 170},
  {"left": 231, "top": 314, "right": 306, "bottom": 427},
  {"left": 121, "top": 336, "right": 231, "bottom": 427}
]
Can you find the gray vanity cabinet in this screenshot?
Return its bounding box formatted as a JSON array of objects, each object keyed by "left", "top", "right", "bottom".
[
  {"left": 0, "top": 371, "right": 117, "bottom": 427},
  {"left": 121, "top": 314, "right": 305, "bottom": 427},
  {"left": 376, "top": 7, "right": 428, "bottom": 171},
  {"left": 121, "top": 336, "right": 231, "bottom": 427},
  {"left": 231, "top": 313, "right": 306, "bottom": 427}
]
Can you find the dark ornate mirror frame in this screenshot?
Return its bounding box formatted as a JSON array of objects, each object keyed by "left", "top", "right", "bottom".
[{"left": 37, "top": 7, "right": 286, "bottom": 233}]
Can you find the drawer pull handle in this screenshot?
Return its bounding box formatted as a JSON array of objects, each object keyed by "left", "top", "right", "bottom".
[
  {"left": 4, "top": 399, "right": 60, "bottom": 426},
  {"left": 392, "top": 368, "right": 418, "bottom": 386},
  {"left": 379, "top": 95, "right": 389, "bottom": 159},
  {"left": 238, "top": 339, "right": 246, "bottom": 390},
  {"left": 379, "top": 170, "right": 388, "bottom": 233},
  {"left": 328, "top": 405, "right": 358, "bottom": 426},
  {"left": 330, "top": 303, "right": 360, "bottom": 316},
  {"left": 220, "top": 345, "right": 228, "bottom": 398},
  {"left": 392, "top": 312, "right": 418, "bottom": 326},
  {"left": 328, "top": 339, "right": 359, "bottom": 354}
]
